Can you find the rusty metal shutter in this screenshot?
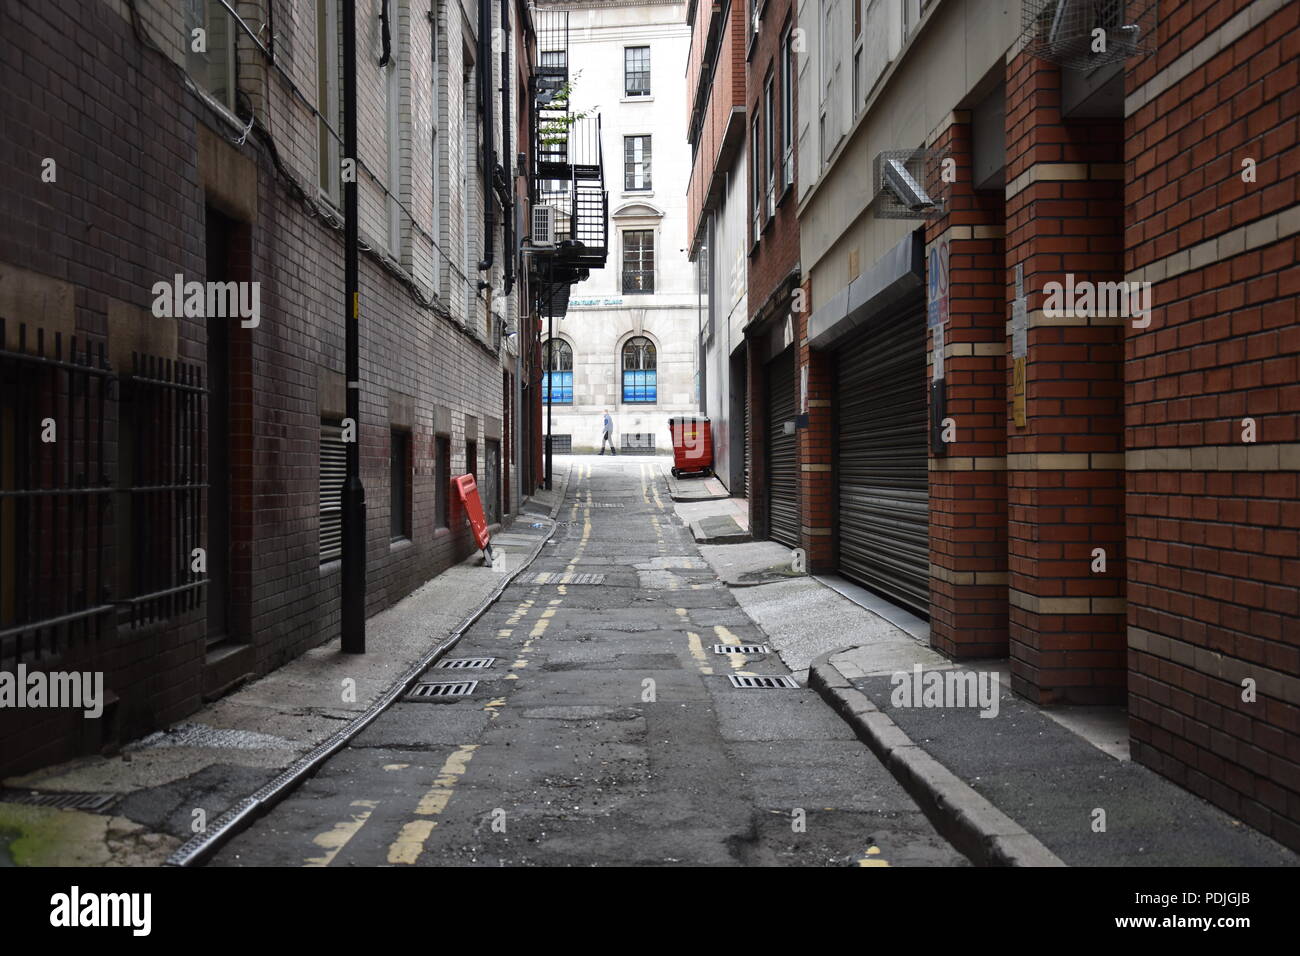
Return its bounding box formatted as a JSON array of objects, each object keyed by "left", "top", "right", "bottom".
[
  {"left": 767, "top": 348, "right": 799, "bottom": 549},
  {"left": 835, "top": 299, "right": 929, "bottom": 618}
]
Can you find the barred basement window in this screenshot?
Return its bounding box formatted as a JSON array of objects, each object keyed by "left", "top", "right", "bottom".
[
  {"left": 390, "top": 428, "right": 411, "bottom": 541},
  {"left": 320, "top": 420, "right": 346, "bottom": 563},
  {"left": 0, "top": 323, "right": 115, "bottom": 665}
]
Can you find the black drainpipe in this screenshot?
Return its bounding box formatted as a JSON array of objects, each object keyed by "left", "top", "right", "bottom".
[
  {"left": 477, "top": 0, "right": 495, "bottom": 274},
  {"left": 500, "top": 0, "right": 514, "bottom": 295}
]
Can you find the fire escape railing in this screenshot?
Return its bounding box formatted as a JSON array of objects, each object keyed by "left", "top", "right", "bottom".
[{"left": 529, "top": 6, "right": 608, "bottom": 273}]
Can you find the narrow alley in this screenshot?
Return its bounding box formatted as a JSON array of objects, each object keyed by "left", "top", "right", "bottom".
[{"left": 211, "top": 457, "right": 965, "bottom": 867}]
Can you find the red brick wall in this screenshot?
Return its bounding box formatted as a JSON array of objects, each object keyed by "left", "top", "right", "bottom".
[
  {"left": 1124, "top": 0, "right": 1300, "bottom": 849},
  {"left": 1004, "top": 48, "right": 1127, "bottom": 704},
  {"left": 926, "top": 117, "right": 1009, "bottom": 659}
]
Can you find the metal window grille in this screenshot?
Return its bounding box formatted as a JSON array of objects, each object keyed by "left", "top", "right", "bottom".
[
  {"left": 622, "top": 230, "right": 655, "bottom": 294},
  {"left": 118, "top": 352, "right": 207, "bottom": 628},
  {"left": 0, "top": 321, "right": 115, "bottom": 665}
]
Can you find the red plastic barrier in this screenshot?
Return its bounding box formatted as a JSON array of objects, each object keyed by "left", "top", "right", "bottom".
[{"left": 454, "top": 473, "right": 492, "bottom": 555}]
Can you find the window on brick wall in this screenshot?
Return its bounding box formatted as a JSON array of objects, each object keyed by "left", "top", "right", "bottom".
[
  {"left": 466, "top": 439, "right": 478, "bottom": 481},
  {"left": 624, "top": 135, "right": 652, "bottom": 191},
  {"left": 764, "top": 72, "right": 776, "bottom": 218},
  {"left": 185, "top": 1, "right": 239, "bottom": 114},
  {"left": 436, "top": 434, "right": 451, "bottom": 528},
  {"left": 624, "top": 46, "right": 650, "bottom": 97},
  {"left": 390, "top": 428, "right": 411, "bottom": 541},
  {"left": 781, "top": 23, "right": 794, "bottom": 189},
  {"left": 320, "top": 420, "right": 345, "bottom": 563},
  {"left": 751, "top": 116, "right": 762, "bottom": 242},
  {"left": 316, "top": 0, "right": 342, "bottom": 204}
]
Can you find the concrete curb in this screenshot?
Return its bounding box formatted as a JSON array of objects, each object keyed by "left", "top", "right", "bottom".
[{"left": 808, "top": 650, "right": 1066, "bottom": 868}]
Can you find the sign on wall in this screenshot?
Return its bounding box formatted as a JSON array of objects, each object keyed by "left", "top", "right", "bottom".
[{"left": 928, "top": 236, "right": 949, "bottom": 381}]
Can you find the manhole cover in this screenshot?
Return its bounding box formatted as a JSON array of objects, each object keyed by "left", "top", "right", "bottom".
[
  {"left": 405, "top": 680, "right": 478, "bottom": 700},
  {"left": 437, "top": 657, "right": 495, "bottom": 669},
  {"left": 728, "top": 675, "right": 797, "bottom": 689},
  {"left": 713, "top": 644, "right": 770, "bottom": 655}
]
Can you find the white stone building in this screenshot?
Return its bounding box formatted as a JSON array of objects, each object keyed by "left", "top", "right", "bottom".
[{"left": 537, "top": 0, "right": 696, "bottom": 455}]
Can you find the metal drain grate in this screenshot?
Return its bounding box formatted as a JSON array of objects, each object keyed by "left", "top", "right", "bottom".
[
  {"left": 405, "top": 680, "right": 478, "bottom": 700},
  {"left": 437, "top": 657, "right": 495, "bottom": 669},
  {"left": 713, "top": 644, "right": 770, "bottom": 655},
  {"left": 728, "top": 675, "right": 798, "bottom": 689},
  {"left": 0, "top": 791, "right": 117, "bottom": 812},
  {"left": 527, "top": 571, "right": 605, "bottom": 585}
]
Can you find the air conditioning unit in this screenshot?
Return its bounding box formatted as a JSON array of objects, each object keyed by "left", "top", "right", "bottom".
[
  {"left": 872, "top": 149, "right": 946, "bottom": 220},
  {"left": 532, "top": 204, "right": 557, "bottom": 247},
  {"left": 1023, "top": 0, "right": 1155, "bottom": 70}
]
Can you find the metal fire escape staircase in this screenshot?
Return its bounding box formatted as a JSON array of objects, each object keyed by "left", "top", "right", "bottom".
[{"left": 529, "top": 7, "right": 608, "bottom": 300}]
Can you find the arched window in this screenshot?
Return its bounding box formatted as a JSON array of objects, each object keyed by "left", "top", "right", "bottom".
[
  {"left": 621, "top": 336, "right": 656, "bottom": 404},
  {"left": 543, "top": 339, "right": 573, "bottom": 404}
]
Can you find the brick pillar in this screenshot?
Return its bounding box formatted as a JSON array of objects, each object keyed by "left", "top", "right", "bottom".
[
  {"left": 1004, "top": 50, "right": 1127, "bottom": 704},
  {"left": 926, "top": 114, "right": 1010, "bottom": 659},
  {"left": 797, "top": 278, "right": 835, "bottom": 571}
]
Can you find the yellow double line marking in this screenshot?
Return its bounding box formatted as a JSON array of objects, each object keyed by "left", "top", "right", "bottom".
[{"left": 387, "top": 744, "right": 480, "bottom": 865}]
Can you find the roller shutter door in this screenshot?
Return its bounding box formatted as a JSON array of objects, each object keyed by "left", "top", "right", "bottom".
[
  {"left": 835, "top": 300, "right": 929, "bottom": 617},
  {"left": 742, "top": 360, "right": 751, "bottom": 499},
  {"left": 767, "top": 349, "right": 799, "bottom": 549}
]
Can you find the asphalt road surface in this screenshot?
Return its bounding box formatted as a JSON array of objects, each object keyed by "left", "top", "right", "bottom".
[{"left": 212, "top": 457, "right": 966, "bottom": 867}]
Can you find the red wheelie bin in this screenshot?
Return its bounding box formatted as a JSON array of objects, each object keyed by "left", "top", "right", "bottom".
[{"left": 668, "top": 415, "right": 714, "bottom": 478}]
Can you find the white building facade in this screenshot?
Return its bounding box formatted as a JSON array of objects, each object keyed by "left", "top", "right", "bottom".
[{"left": 539, "top": 0, "right": 696, "bottom": 455}]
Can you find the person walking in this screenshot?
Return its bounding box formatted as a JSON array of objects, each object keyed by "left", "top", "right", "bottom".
[{"left": 599, "top": 409, "right": 616, "bottom": 455}]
